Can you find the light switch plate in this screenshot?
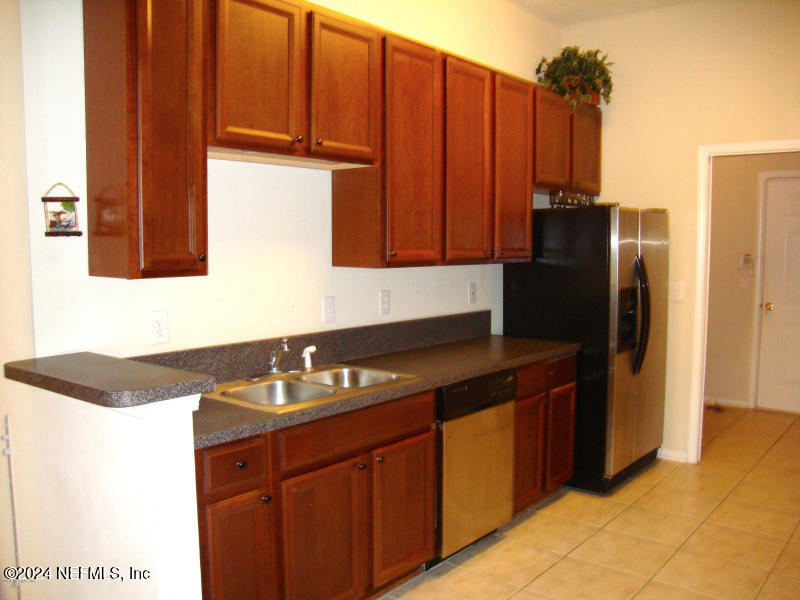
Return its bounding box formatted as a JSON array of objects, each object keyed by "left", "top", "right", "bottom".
[{"left": 468, "top": 282, "right": 477, "bottom": 304}]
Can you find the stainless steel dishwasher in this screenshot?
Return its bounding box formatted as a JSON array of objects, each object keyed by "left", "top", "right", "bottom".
[{"left": 437, "top": 369, "right": 516, "bottom": 559}]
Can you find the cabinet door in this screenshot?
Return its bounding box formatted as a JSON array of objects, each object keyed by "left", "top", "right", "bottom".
[
  {"left": 514, "top": 393, "right": 547, "bottom": 513},
  {"left": 372, "top": 431, "right": 436, "bottom": 587},
  {"left": 137, "top": 0, "right": 207, "bottom": 277},
  {"left": 533, "top": 86, "right": 570, "bottom": 190},
  {"left": 282, "top": 456, "right": 369, "bottom": 600},
  {"left": 310, "top": 13, "right": 380, "bottom": 161},
  {"left": 445, "top": 57, "right": 493, "bottom": 261},
  {"left": 494, "top": 74, "right": 533, "bottom": 260},
  {"left": 385, "top": 35, "right": 443, "bottom": 264},
  {"left": 212, "top": 0, "right": 305, "bottom": 151},
  {"left": 570, "top": 104, "right": 602, "bottom": 195},
  {"left": 545, "top": 382, "right": 577, "bottom": 491},
  {"left": 202, "top": 490, "right": 278, "bottom": 600}
]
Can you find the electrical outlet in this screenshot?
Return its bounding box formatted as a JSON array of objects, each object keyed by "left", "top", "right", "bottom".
[
  {"left": 379, "top": 290, "right": 391, "bottom": 315},
  {"left": 149, "top": 311, "right": 169, "bottom": 345},
  {"left": 468, "top": 282, "right": 477, "bottom": 304},
  {"left": 323, "top": 296, "right": 336, "bottom": 323}
]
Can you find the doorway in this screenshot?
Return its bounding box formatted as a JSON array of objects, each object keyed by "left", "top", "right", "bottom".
[{"left": 691, "top": 140, "right": 800, "bottom": 463}]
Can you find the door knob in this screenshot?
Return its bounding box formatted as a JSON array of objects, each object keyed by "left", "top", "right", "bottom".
[{"left": 764, "top": 302, "right": 775, "bottom": 311}]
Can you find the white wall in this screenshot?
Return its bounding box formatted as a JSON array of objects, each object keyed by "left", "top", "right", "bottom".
[
  {"left": 562, "top": 0, "right": 800, "bottom": 458},
  {"left": 705, "top": 153, "right": 800, "bottom": 407},
  {"left": 0, "top": 1, "right": 34, "bottom": 598},
  {"left": 21, "top": 0, "right": 561, "bottom": 360}
]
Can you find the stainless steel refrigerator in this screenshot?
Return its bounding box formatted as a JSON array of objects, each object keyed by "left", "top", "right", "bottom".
[{"left": 504, "top": 205, "right": 669, "bottom": 492}]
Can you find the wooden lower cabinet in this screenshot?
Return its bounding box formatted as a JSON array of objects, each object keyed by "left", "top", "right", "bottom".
[
  {"left": 371, "top": 432, "right": 436, "bottom": 587},
  {"left": 513, "top": 356, "right": 577, "bottom": 512},
  {"left": 545, "top": 382, "right": 577, "bottom": 491},
  {"left": 282, "top": 431, "right": 436, "bottom": 599},
  {"left": 201, "top": 489, "right": 280, "bottom": 600},
  {"left": 513, "top": 392, "right": 547, "bottom": 513}
]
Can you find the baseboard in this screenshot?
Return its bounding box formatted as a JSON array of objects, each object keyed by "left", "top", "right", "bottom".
[
  {"left": 704, "top": 395, "right": 750, "bottom": 408},
  {"left": 657, "top": 447, "right": 688, "bottom": 462}
]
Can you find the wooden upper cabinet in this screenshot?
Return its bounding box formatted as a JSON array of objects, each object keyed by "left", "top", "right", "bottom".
[
  {"left": 445, "top": 57, "right": 493, "bottom": 262},
  {"left": 84, "top": 0, "right": 207, "bottom": 278},
  {"left": 211, "top": 0, "right": 306, "bottom": 152},
  {"left": 533, "top": 86, "right": 571, "bottom": 190},
  {"left": 571, "top": 104, "right": 602, "bottom": 195},
  {"left": 494, "top": 74, "right": 533, "bottom": 260},
  {"left": 310, "top": 12, "right": 380, "bottom": 161},
  {"left": 385, "top": 35, "right": 444, "bottom": 265}
]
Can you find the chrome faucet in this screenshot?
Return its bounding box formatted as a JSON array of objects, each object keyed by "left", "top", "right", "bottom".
[{"left": 268, "top": 337, "right": 289, "bottom": 373}]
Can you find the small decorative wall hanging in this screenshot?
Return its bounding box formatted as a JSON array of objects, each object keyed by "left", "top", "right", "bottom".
[{"left": 42, "top": 182, "right": 83, "bottom": 237}]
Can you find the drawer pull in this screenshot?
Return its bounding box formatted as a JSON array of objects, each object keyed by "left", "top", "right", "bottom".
[
  {"left": 376, "top": 456, "right": 385, "bottom": 463},
  {"left": 261, "top": 495, "right": 272, "bottom": 504},
  {"left": 357, "top": 463, "right": 367, "bottom": 471},
  {"left": 236, "top": 460, "right": 248, "bottom": 470}
]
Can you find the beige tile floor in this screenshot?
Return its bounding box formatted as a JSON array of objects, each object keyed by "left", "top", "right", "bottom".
[{"left": 379, "top": 407, "right": 800, "bottom": 600}]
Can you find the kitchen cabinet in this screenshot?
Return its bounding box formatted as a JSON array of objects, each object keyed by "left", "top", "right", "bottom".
[
  {"left": 493, "top": 74, "right": 533, "bottom": 260},
  {"left": 279, "top": 392, "right": 435, "bottom": 599},
  {"left": 533, "top": 86, "right": 571, "bottom": 190},
  {"left": 195, "top": 435, "right": 280, "bottom": 600},
  {"left": 513, "top": 355, "right": 577, "bottom": 512},
  {"left": 445, "top": 57, "right": 493, "bottom": 262},
  {"left": 208, "top": 2, "right": 380, "bottom": 162},
  {"left": 282, "top": 454, "right": 369, "bottom": 600},
  {"left": 534, "top": 86, "right": 602, "bottom": 195},
  {"left": 384, "top": 35, "right": 444, "bottom": 265},
  {"left": 332, "top": 35, "right": 443, "bottom": 267},
  {"left": 83, "top": 0, "right": 207, "bottom": 278},
  {"left": 310, "top": 12, "right": 381, "bottom": 161},
  {"left": 209, "top": 0, "right": 306, "bottom": 152},
  {"left": 570, "top": 103, "right": 602, "bottom": 195}
]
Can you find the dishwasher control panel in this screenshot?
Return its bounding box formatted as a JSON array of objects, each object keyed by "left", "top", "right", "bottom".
[{"left": 436, "top": 369, "right": 517, "bottom": 421}]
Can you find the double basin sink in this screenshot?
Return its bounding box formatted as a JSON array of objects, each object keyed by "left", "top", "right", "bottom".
[{"left": 204, "top": 365, "right": 420, "bottom": 414}]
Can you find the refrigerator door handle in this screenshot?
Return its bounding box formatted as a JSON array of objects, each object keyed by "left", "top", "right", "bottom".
[{"left": 632, "top": 254, "right": 651, "bottom": 375}]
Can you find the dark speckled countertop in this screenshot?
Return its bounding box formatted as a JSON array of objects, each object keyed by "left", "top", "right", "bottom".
[{"left": 193, "top": 335, "right": 579, "bottom": 449}]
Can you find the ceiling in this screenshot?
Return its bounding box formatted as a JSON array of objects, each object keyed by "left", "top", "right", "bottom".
[{"left": 510, "top": 0, "right": 699, "bottom": 26}]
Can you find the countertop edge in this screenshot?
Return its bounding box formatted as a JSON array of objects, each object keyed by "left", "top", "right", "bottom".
[
  {"left": 193, "top": 340, "right": 580, "bottom": 449},
  {"left": 4, "top": 352, "right": 216, "bottom": 408}
]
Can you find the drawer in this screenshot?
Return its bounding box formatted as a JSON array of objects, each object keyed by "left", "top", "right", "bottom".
[
  {"left": 278, "top": 391, "right": 435, "bottom": 475},
  {"left": 517, "top": 361, "right": 548, "bottom": 399},
  {"left": 546, "top": 355, "right": 576, "bottom": 388},
  {"left": 199, "top": 436, "right": 270, "bottom": 498}
]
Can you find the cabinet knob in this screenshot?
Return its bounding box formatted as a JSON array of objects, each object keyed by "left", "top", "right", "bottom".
[
  {"left": 497, "top": 250, "right": 504, "bottom": 257},
  {"left": 293, "top": 135, "right": 304, "bottom": 143},
  {"left": 357, "top": 463, "right": 367, "bottom": 471},
  {"left": 261, "top": 495, "right": 272, "bottom": 504},
  {"left": 389, "top": 250, "right": 397, "bottom": 257},
  {"left": 198, "top": 253, "right": 207, "bottom": 263},
  {"left": 485, "top": 250, "right": 493, "bottom": 258},
  {"left": 314, "top": 138, "right": 323, "bottom": 146},
  {"left": 236, "top": 460, "right": 247, "bottom": 470},
  {"left": 376, "top": 456, "right": 385, "bottom": 463}
]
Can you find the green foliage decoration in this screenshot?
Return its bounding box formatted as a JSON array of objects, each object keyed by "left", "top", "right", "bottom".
[{"left": 536, "top": 46, "right": 613, "bottom": 112}]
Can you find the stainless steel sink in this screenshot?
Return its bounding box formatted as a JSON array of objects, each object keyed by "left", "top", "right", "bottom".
[
  {"left": 296, "top": 367, "right": 401, "bottom": 388},
  {"left": 222, "top": 380, "right": 336, "bottom": 406},
  {"left": 204, "top": 364, "right": 419, "bottom": 414}
]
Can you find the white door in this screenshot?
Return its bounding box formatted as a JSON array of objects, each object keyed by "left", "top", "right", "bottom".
[{"left": 757, "top": 175, "right": 800, "bottom": 412}]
